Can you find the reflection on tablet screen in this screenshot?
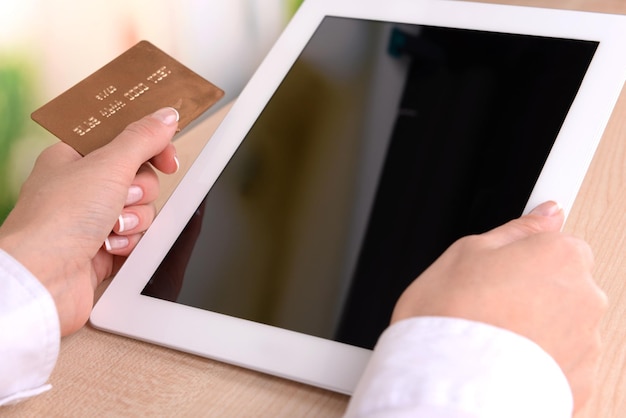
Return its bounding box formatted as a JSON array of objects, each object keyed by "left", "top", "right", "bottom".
[{"left": 142, "top": 17, "right": 597, "bottom": 349}]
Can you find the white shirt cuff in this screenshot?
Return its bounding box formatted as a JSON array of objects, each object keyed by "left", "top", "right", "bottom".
[
  {"left": 0, "top": 249, "right": 60, "bottom": 406},
  {"left": 345, "top": 316, "right": 573, "bottom": 418}
]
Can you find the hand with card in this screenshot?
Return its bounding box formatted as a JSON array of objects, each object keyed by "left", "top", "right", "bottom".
[
  {"left": 0, "top": 107, "right": 179, "bottom": 336},
  {"left": 0, "top": 40, "right": 227, "bottom": 406}
]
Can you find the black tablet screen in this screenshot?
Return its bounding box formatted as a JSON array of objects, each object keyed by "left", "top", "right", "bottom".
[{"left": 142, "top": 17, "right": 597, "bottom": 349}]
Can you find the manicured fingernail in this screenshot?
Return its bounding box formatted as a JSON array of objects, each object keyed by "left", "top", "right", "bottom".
[
  {"left": 173, "top": 154, "right": 180, "bottom": 173},
  {"left": 104, "top": 235, "right": 129, "bottom": 251},
  {"left": 530, "top": 201, "right": 562, "bottom": 217},
  {"left": 117, "top": 213, "right": 139, "bottom": 233},
  {"left": 126, "top": 185, "right": 144, "bottom": 205},
  {"left": 152, "top": 107, "right": 179, "bottom": 126}
]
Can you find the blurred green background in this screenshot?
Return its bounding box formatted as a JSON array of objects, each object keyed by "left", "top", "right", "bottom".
[
  {"left": 0, "top": 58, "right": 35, "bottom": 220},
  {"left": 0, "top": 0, "right": 304, "bottom": 223}
]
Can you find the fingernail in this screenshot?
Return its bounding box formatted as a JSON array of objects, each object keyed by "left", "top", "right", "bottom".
[
  {"left": 104, "top": 235, "right": 129, "bottom": 251},
  {"left": 530, "top": 201, "right": 562, "bottom": 217},
  {"left": 117, "top": 213, "right": 139, "bottom": 233},
  {"left": 125, "top": 185, "right": 144, "bottom": 205},
  {"left": 151, "top": 107, "right": 179, "bottom": 126},
  {"left": 173, "top": 155, "right": 180, "bottom": 173}
]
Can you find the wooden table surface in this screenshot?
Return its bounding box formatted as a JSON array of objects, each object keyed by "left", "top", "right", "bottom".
[{"left": 6, "top": 1, "right": 626, "bottom": 416}]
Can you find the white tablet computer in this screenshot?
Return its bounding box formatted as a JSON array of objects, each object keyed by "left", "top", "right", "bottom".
[{"left": 91, "top": 0, "right": 626, "bottom": 394}]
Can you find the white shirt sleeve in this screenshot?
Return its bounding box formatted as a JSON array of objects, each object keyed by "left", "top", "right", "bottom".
[
  {"left": 0, "top": 249, "right": 60, "bottom": 406},
  {"left": 345, "top": 316, "right": 573, "bottom": 418}
]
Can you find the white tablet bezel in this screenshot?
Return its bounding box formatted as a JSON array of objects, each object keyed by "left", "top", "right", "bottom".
[{"left": 91, "top": 0, "right": 626, "bottom": 394}]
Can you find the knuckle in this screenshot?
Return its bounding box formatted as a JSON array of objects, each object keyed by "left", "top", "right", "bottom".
[
  {"left": 454, "top": 234, "right": 485, "bottom": 249},
  {"left": 447, "top": 235, "right": 487, "bottom": 259},
  {"left": 579, "top": 281, "right": 608, "bottom": 323},
  {"left": 594, "top": 287, "right": 609, "bottom": 313},
  {"left": 567, "top": 235, "right": 594, "bottom": 262},
  {"left": 550, "top": 234, "right": 594, "bottom": 270},
  {"left": 37, "top": 145, "right": 56, "bottom": 160},
  {"left": 35, "top": 144, "right": 64, "bottom": 166}
]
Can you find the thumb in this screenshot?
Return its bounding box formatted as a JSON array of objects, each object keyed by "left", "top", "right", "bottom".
[
  {"left": 88, "top": 107, "right": 179, "bottom": 178},
  {"left": 482, "top": 201, "right": 565, "bottom": 247}
]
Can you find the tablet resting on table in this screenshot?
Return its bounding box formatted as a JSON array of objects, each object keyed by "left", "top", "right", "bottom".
[{"left": 91, "top": 0, "right": 626, "bottom": 394}]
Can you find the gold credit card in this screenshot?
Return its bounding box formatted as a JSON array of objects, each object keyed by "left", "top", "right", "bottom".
[{"left": 31, "top": 40, "right": 224, "bottom": 155}]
